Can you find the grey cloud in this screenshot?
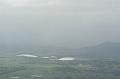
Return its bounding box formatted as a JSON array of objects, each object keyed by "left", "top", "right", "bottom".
[
  {"left": 0, "top": 0, "right": 120, "bottom": 47},
  {"left": 0, "top": 0, "right": 120, "bottom": 15}
]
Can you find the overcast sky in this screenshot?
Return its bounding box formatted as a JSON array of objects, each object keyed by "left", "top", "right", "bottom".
[{"left": 0, "top": 0, "right": 120, "bottom": 48}]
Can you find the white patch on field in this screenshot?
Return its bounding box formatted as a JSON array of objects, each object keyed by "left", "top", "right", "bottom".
[
  {"left": 51, "top": 56, "right": 57, "bottom": 58},
  {"left": 16, "top": 54, "right": 38, "bottom": 58},
  {"left": 58, "top": 57, "right": 75, "bottom": 61},
  {"left": 10, "top": 77, "right": 20, "bottom": 79},
  {"left": 41, "top": 57, "right": 50, "bottom": 58},
  {"left": 31, "top": 75, "right": 42, "bottom": 77}
]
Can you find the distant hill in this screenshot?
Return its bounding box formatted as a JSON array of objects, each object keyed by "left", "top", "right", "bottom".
[
  {"left": 0, "top": 42, "right": 120, "bottom": 60},
  {"left": 66, "top": 42, "right": 120, "bottom": 59}
]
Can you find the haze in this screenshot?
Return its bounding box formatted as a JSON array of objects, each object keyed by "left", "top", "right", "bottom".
[{"left": 0, "top": 0, "right": 120, "bottom": 48}]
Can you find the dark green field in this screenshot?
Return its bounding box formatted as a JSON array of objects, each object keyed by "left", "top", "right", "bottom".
[{"left": 0, "top": 56, "right": 120, "bottom": 79}]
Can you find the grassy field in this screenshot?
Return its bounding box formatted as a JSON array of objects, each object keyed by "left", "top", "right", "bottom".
[{"left": 0, "top": 56, "right": 120, "bottom": 79}]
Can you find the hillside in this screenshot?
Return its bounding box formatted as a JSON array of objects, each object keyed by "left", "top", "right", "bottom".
[
  {"left": 67, "top": 42, "right": 120, "bottom": 59},
  {"left": 0, "top": 42, "right": 120, "bottom": 60}
]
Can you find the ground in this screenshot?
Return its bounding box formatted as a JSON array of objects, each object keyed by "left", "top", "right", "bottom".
[{"left": 0, "top": 56, "right": 120, "bottom": 79}]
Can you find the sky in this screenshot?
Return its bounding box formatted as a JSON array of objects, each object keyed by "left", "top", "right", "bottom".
[{"left": 0, "top": 0, "right": 120, "bottom": 48}]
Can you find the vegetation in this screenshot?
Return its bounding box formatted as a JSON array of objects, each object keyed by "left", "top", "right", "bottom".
[{"left": 0, "top": 56, "right": 120, "bottom": 79}]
